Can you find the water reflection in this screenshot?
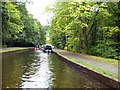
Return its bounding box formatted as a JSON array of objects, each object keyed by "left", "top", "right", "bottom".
[
  {"left": 48, "top": 54, "right": 107, "bottom": 88},
  {"left": 20, "top": 50, "right": 53, "bottom": 88},
  {"left": 2, "top": 50, "right": 108, "bottom": 88}
]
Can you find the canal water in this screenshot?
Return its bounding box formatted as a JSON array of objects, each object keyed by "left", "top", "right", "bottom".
[{"left": 2, "top": 50, "right": 108, "bottom": 88}]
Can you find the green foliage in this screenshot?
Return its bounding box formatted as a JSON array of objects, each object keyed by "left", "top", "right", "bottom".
[
  {"left": 2, "top": 2, "right": 23, "bottom": 46},
  {"left": 47, "top": 1, "right": 120, "bottom": 60},
  {"left": 89, "top": 42, "right": 117, "bottom": 59},
  {"left": 2, "top": 2, "right": 46, "bottom": 47}
]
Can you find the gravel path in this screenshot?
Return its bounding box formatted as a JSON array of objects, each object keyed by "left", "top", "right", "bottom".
[{"left": 54, "top": 49, "right": 120, "bottom": 76}]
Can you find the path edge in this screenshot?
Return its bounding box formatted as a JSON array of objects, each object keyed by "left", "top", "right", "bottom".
[
  {"left": 54, "top": 51, "right": 120, "bottom": 88},
  {"left": 1, "top": 47, "right": 34, "bottom": 56}
]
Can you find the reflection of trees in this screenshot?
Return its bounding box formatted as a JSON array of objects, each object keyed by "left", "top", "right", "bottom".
[
  {"left": 48, "top": 54, "right": 76, "bottom": 88},
  {"left": 21, "top": 51, "right": 39, "bottom": 75},
  {"left": 2, "top": 50, "right": 39, "bottom": 88},
  {"left": 48, "top": 54, "right": 105, "bottom": 88},
  {"left": 3, "top": 53, "right": 23, "bottom": 88}
]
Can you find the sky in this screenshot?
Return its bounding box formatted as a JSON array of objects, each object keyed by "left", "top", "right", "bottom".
[{"left": 25, "top": 0, "right": 55, "bottom": 26}]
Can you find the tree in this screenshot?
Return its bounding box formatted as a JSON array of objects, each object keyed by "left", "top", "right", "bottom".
[
  {"left": 2, "top": 2, "right": 46, "bottom": 47},
  {"left": 2, "top": 2, "right": 23, "bottom": 46},
  {"left": 48, "top": 1, "right": 120, "bottom": 59}
]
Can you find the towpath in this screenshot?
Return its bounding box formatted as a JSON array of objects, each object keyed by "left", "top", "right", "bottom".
[{"left": 53, "top": 49, "right": 120, "bottom": 80}]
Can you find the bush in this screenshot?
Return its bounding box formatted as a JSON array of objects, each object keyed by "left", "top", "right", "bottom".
[{"left": 89, "top": 43, "right": 117, "bottom": 59}]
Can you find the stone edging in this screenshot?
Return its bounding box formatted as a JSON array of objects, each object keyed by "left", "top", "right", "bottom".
[{"left": 54, "top": 51, "right": 120, "bottom": 89}]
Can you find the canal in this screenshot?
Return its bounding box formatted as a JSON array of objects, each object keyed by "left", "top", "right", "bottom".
[{"left": 2, "top": 49, "right": 108, "bottom": 88}]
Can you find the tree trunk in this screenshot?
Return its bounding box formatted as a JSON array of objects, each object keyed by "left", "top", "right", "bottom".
[
  {"left": 83, "top": 27, "right": 88, "bottom": 54},
  {"left": 77, "top": 33, "right": 82, "bottom": 53}
]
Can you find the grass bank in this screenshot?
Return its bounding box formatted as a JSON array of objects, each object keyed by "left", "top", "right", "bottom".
[
  {"left": 62, "top": 49, "right": 119, "bottom": 68},
  {"left": 0, "top": 47, "right": 33, "bottom": 53},
  {"left": 79, "top": 53, "right": 119, "bottom": 68},
  {"left": 69, "top": 57, "right": 120, "bottom": 80}
]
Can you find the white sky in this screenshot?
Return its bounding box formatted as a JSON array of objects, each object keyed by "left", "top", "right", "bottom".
[{"left": 25, "top": 0, "right": 55, "bottom": 26}]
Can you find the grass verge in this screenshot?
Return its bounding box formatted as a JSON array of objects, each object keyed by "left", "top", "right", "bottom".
[
  {"left": 79, "top": 54, "right": 119, "bottom": 68},
  {"left": 59, "top": 49, "right": 119, "bottom": 68},
  {"left": 0, "top": 47, "right": 29, "bottom": 53}
]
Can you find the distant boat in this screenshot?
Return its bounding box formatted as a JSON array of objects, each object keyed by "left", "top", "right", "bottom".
[{"left": 43, "top": 44, "right": 53, "bottom": 53}]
